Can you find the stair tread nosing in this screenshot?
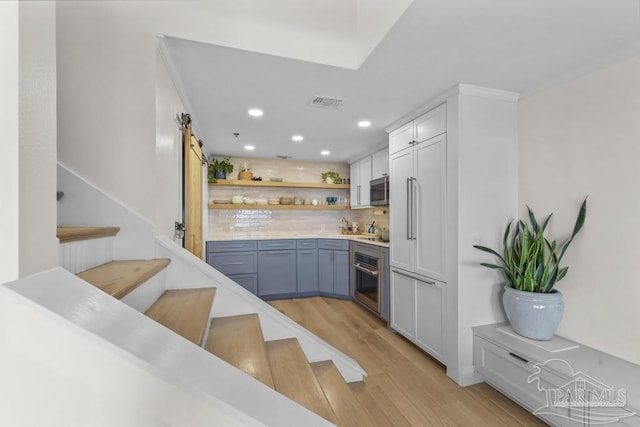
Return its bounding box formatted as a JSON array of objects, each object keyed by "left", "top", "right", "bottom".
[
  {"left": 57, "top": 226, "right": 120, "bottom": 243},
  {"left": 266, "top": 338, "right": 337, "bottom": 424},
  {"left": 311, "top": 361, "right": 374, "bottom": 427},
  {"left": 205, "top": 314, "right": 275, "bottom": 389},
  {"left": 145, "top": 288, "right": 216, "bottom": 345},
  {"left": 77, "top": 259, "right": 171, "bottom": 299}
]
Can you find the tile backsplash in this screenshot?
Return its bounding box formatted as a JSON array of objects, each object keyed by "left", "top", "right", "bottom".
[{"left": 207, "top": 157, "right": 389, "bottom": 239}]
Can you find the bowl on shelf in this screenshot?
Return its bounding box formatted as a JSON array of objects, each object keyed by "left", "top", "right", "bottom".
[
  {"left": 255, "top": 198, "right": 268, "bottom": 205},
  {"left": 280, "top": 197, "right": 293, "bottom": 205},
  {"left": 231, "top": 195, "right": 243, "bottom": 204},
  {"left": 243, "top": 197, "right": 255, "bottom": 204},
  {"left": 268, "top": 198, "right": 280, "bottom": 205},
  {"left": 270, "top": 177, "right": 283, "bottom": 182}
]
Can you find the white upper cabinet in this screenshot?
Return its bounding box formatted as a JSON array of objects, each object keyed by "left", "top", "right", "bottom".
[
  {"left": 371, "top": 147, "right": 389, "bottom": 179},
  {"left": 350, "top": 156, "right": 372, "bottom": 208},
  {"left": 389, "top": 122, "right": 414, "bottom": 155},
  {"left": 389, "top": 103, "right": 446, "bottom": 154}
]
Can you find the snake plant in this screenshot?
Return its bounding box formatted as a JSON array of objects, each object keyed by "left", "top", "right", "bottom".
[{"left": 474, "top": 198, "right": 587, "bottom": 293}]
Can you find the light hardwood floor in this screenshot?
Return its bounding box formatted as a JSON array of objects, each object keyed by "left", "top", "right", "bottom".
[{"left": 269, "top": 297, "right": 548, "bottom": 426}]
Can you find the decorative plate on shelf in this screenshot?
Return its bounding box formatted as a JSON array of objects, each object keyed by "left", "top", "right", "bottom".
[{"left": 213, "top": 200, "right": 231, "bottom": 204}]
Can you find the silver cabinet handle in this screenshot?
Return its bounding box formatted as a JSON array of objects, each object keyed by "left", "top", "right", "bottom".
[
  {"left": 264, "top": 250, "right": 290, "bottom": 255},
  {"left": 392, "top": 268, "right": 435, "bottom": 285},
  {"left": 410, "top": 177, "right": 417, "bottom": 240},
  {"left": 406, "top": 178, "right": 412, "bottom": 240},
  {"left": 357, "top": 185, "right": 361, "bottom": 205},
  {"left": 221, "top": 262, "right": 244, "bottom": 266}
]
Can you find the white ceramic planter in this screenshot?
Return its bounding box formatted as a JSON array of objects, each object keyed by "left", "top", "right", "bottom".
[{"left": 502, "top": 285, "right": 564, "bottom": 341}]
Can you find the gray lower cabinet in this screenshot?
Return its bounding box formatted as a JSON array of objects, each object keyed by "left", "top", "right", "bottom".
[
  {"left": 206, "top": 241, "right": 258, "bottom": 294},
  {"left": 258, "top": 240, "right": 296, "bottom": 298},
  {"left": 318, "top": 239, "right": 350, "bottom": 298},
  {"left": 207, "top": 238, "right": 355, "bottom": 300},
  {"left": 296, "top": 239, "right": 318, "bottom": 294}
]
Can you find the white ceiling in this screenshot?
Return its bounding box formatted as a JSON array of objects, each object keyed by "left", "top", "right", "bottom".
[{"left": 162, "top": 0, "right": 640, "bottom": 163}]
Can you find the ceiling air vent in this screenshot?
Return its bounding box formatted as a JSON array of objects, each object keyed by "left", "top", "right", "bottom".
[{"left": 308, "top": 96, "right": 344, "bottom": 110}]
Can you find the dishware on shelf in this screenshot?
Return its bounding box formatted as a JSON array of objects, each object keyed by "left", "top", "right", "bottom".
[
  {"left": 280, "top": 197, "right": 293, "bottom": 205},
  {"left": 268, "top": 198, "right": 280, "bottom": 205},
  {"left": 231, "top": 195, "right": 243, "bottom": 204},
  {"left": 243, "top": 197, "right": 255, "bottom": 204},
  {"left": 311, "top": 199, "right": 318, "bottom": 205},
  {"left": 255, "top": 198, "right": 268, "bottom": 205},
  {"left": 270, "top": 177, "right": 283, "bottom": 182},
  {"left": 213, "top": 199, "right": 231, "bottom": 204},
  {"left": 325, "top": 196, "right": 338, "bottom": 205}
]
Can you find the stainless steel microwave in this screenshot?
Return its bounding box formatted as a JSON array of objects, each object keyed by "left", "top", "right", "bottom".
[{"left": 370, "top": 176, "right": 389, "bottom": 206}]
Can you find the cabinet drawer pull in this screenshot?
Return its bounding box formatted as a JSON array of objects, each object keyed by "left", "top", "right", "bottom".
[
  {"left": 221, "top": 262, "right": 244, "bottom": 266},
  {"left": 392, "top": 268, "right": 434, "bottom": 283},
  {"left": 509, "top": 352, "right": 529, "bottom": 364},
  {"left": 265, "top": 250, "right": 290, "bottom": 255},
  {"left": 301, "top": 251, "right": 313, "bottom": 254}
]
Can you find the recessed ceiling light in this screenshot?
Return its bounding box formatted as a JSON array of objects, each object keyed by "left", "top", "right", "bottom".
[
  {"left": 248, "top": 109, "right": 263, "bottom": 117},
  {"left": 291, "top": 135, "right": 304, "bottom": 142},
  {"left": 358, "top": 120, "right": 372, "bottom": 128},
  {"left": 244, "top": 145, "right": 255, "bottom": 151},
  {"left": 321, "top": 150, "right": 330, "bottom": 156}
]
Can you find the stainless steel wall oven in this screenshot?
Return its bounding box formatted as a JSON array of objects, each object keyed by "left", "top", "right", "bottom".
[{"left": 353, "top": 251, "right": 380, "bottom": 314}]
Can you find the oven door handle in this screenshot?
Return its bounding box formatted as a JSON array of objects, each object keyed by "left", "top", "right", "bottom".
[{"left": 353, "top": 263, "right": 379, "bottom": 276}]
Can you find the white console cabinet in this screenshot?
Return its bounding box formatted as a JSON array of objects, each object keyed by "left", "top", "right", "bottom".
[{"left": 474, "top": 324, "right": 640, "bottom": 427}]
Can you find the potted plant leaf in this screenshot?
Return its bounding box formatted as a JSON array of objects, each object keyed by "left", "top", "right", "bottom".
[
  {"left": 208, "top": 157, "right": 234, "bottom": 183},
  {"left": 474, "top": 198, "right": 587, "bottom": 340}
]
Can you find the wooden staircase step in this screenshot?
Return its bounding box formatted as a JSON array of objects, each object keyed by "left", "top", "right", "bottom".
[
  {"left": 57, "top": 226, "right": 120, "bottom": 243},
  {"left": 77, "top": 259, "right": 170, "bottom": 299},
  {"left": 205, "top": 314, "right": 275, "bottom": 388},
  {"left": 311, "top": 361, "right": 375, "bottom": 427},
  {"left": 145, "top": 288, "right": 216, "bottom": 345},
  {"left": 266, "top": 338, "right": 337, "bottom": 424}
]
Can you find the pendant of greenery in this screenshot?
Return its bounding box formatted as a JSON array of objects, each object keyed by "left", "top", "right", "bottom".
[
  {"left": 321, "top": 171, "right": 341, "bottom": 184},
  {"left": 474, "top": 198, "right": 587, "bottom": 293}
]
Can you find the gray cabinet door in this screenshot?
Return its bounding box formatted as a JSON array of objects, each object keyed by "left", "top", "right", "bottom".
[
  {"left": 297, "top": 249, "right": 318, "bottom": 293},
  {"left": 318, "top": 249, "right": 349, "bottom": 296},
  {"left": 318, "top": 249, "right": 334, "bottom": 293},
  {"left": 258, "top": 250, "right": 296, "bottom": 296},
  {"left": 332, "top": 250, "right": 350, "bottom": 297},
  {"left": 229, "top": 273, "right": 257, "bottom": 295}
]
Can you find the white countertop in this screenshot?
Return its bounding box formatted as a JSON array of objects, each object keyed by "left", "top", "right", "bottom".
[{"left": 207, "top": 233, "right": 390, "bottom": 248}]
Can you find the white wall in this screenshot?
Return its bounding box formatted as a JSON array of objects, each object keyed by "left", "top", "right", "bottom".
[
  {"left": 519, "top": 54, "right": 640, "bottom": 365},
  {"left": 18, "top": 1, "right": 58, "bottom": 277},
  {"left": 0, "top": 2, "right": 20, "bottom": 284},
  {"left": 155, "top": 46, "right": 185, "bottom": 241},
  {"left": 55, "top": 1, "right": 368, "bottom": 229}
]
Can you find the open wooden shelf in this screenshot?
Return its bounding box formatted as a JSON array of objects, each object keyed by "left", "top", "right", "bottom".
[
  {"left": 208, "top": 203, "right": 350, "bottom": 211},
  {"left": 209, "top": 180, "right": 349, "bottom": 190}
]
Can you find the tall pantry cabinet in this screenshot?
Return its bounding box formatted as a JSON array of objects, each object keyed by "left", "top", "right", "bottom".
[{"left": 386, "top": 84, "right": 519, "bottom": 386}]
